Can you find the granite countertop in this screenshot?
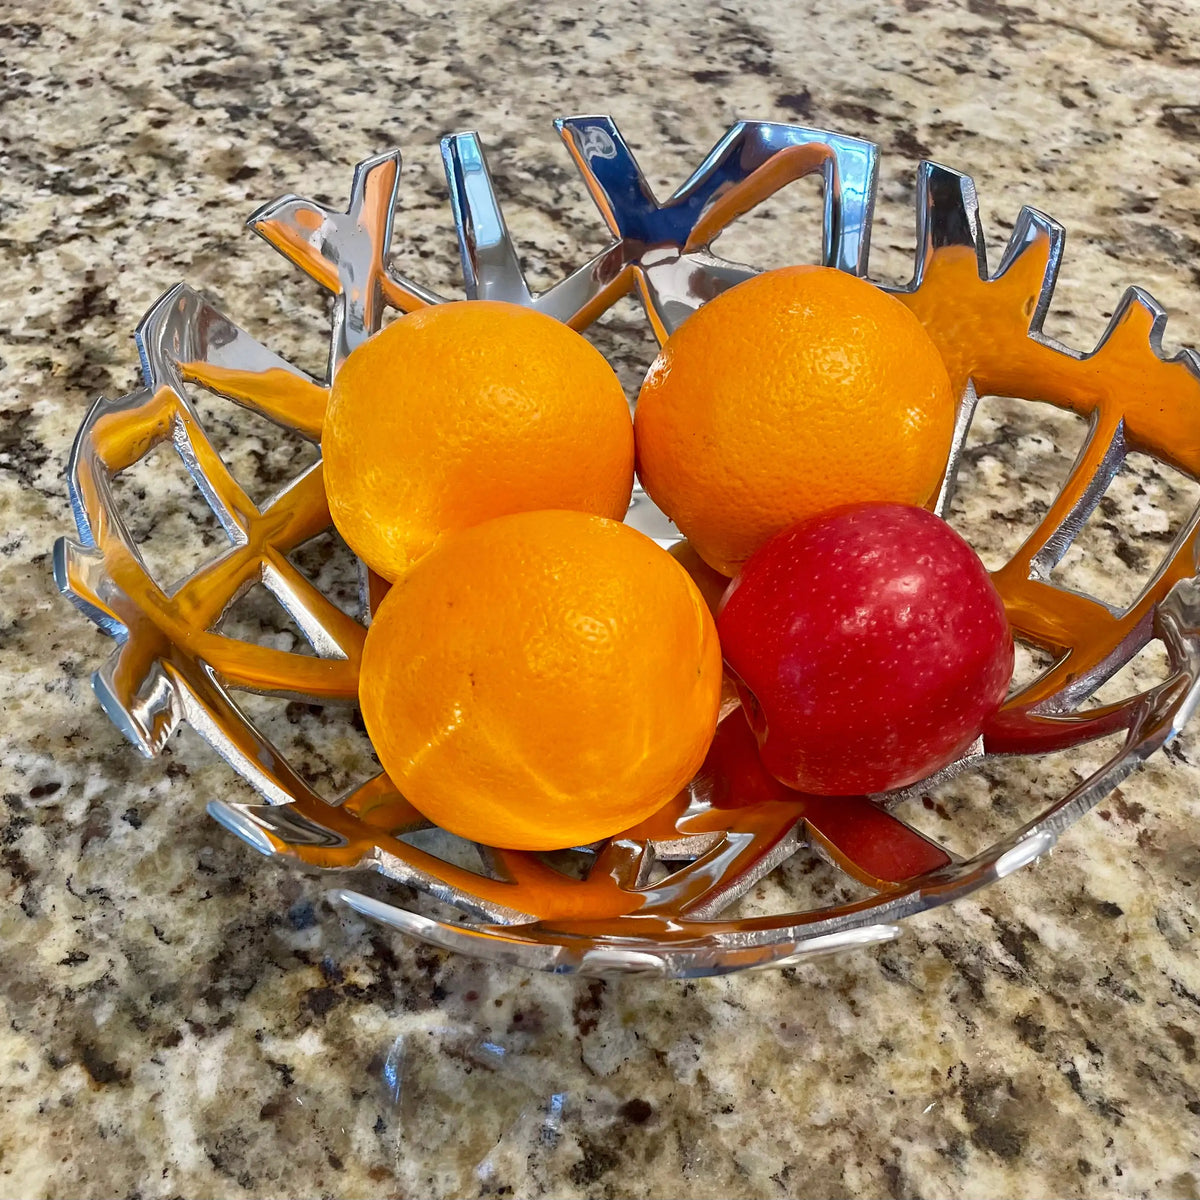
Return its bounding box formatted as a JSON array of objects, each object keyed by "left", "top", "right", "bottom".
[{"left": 4, "top": 1, "right": 1200, "bottom": 1196}]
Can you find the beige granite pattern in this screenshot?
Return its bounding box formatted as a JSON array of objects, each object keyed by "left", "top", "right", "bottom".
[{"left": 4, "top": 0, "right": 1200, "bottom": 1196}]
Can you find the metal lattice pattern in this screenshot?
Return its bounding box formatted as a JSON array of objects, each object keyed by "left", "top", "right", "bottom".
[{"left": 56, "top": 117, "right": 1200, "bottom": 977}]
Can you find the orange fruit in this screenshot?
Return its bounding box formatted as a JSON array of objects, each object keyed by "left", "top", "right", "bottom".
[
  {"left": 359, "top": 510, "right": 723, "bottom": 851},
  {"left": 323, "top": 300, "right": 634, "bottom": 581},
  {"left": 634, "top": 265, "right": 956, "bottom": 576}
]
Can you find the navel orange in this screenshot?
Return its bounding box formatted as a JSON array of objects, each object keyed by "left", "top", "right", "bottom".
[
  {"left": 358, "top": 509, "right": 723, "bottom": 851},
  {"left": 323, "top": 300, "right": 634, "bottom": 581},
  {"left": 634, "top": 266, "right": 956, "bottom": 576}
]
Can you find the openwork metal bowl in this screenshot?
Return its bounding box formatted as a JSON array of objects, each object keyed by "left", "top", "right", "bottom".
[{"left": 56, "top": 117, "right": 1200, "bottom": 978}]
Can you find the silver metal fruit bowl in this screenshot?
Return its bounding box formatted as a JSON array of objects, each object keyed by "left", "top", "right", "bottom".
[{"left": 55, "top": 116, "right": 1200, "bottom": 977}]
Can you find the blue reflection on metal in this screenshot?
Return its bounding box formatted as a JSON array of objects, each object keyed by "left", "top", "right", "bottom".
[
  {"left": 557, "top": 114, "right": 877, "bottom": 276},
  {"left": 442, "top": 132, "right": 527, "bottom": 303}
]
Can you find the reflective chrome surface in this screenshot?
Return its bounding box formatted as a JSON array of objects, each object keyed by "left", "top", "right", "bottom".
[{"left": 56, "top": 117, "right": 1200, "bottom": 976}]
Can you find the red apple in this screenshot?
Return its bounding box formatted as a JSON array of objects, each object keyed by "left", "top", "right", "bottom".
[{"left": 717, "top": 503, "right": 1013, "bottom": 795}]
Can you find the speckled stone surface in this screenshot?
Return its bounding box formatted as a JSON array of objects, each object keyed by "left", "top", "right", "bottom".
[{"left": 4, "top": 1, "right": 1200, "bottom": 1197}]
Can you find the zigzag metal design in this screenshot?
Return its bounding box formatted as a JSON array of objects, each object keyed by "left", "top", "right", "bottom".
[{"left": 55, "top": 117, "right": 1200, "bottom": 977}]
